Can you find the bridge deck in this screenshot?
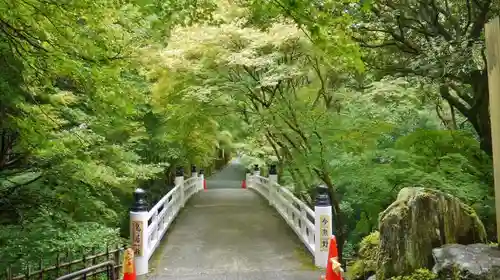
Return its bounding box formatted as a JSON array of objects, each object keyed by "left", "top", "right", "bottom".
[
  {"left": 204, "top": 160, "right": 246, "bottom": 189},
  {"left": 148, "top": 162, "right": 320, "bottom": 280}
]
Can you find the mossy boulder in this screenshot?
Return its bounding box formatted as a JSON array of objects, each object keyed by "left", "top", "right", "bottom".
[
  {"left": 376, "top": 187, "right": 486, "bottom": 280},
  {"left": 349, "top": 231, "right": 380, "bottom": 280}
]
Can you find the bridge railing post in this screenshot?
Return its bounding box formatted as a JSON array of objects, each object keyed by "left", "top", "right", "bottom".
[
  {"left": 300, "top": 204, "right": 308, "bottom": 241},
  {"left": 253, "top": 164, "right": 260, "bottom": 176},
  {"left": 268, "top": 164, "right": 278, "bottom": 206},
  {"left": 246, "top": 169, "right": 251, "bottom": 187},
  {"left": 191, "top": 164, "right": 198, "bottom": 179},
  {"left": 189, "top": 165, "right": 197, "bottom": 203},
  {"left": 314, "top": 184, "right": 332, "bottom": 268},
  {"left": 175, "top": 166, "right": 185, "bottom": 207},
  {"left": 130, "top": 188, "right": 149, "bottom": 276},
  {"left": 199, "top": 168, "right": 204, "bottom": 191}
]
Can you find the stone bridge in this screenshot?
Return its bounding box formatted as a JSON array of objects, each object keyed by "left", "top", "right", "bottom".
[{"left": 130, "top": 158, "right": 334, "bottom": 280}]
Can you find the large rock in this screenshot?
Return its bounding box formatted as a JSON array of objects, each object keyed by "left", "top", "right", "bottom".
[
  {"left": 376, "top": 187, "right": 487, "bottom": 280},
  {"left": 432, "top": 244, "right": 500, "bottom": 279}
]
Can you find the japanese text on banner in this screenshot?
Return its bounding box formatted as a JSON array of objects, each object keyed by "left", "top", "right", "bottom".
[
  {"left": 319, "top": 214, "right": 330, "bottom": 252},
  {"left": 132, "top": 221, "right": 143, "bottom": 256}
]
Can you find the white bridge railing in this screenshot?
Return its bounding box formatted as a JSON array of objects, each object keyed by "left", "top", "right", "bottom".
[
  {"left": 247, "top": 170, "right": 333, "bottom": 268},
  {"left": 129, "top": 168, "right": 205, "bottom": 275},
  {"left": 129, "top": 166, "right": 334, "bottom": 276}
]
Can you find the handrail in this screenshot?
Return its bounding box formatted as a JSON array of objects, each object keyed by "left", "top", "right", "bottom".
[
  {"left": 55, "top": 261, "right": 116, "bottom": 280},
  {"left": 148, "top": 184, "right": 181, "bottom": 219},
  {"left": 248, "top": 175, "right": 316, "bottom": 254},
  {"left": 183, "top": 176, "right": 200, "bottom": 201},
  {"left": 278, "top": 187, "right": 314, "bottom": 217},
  {"left": 184, "top": 176, "right": 197, "bottom": 184}
]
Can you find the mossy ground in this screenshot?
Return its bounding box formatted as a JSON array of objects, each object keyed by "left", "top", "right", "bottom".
[
  {"left": 389, "top": 268, "right": 437, "bottom": 280},
  {"left": 293, "top": 247, "right": 322, "bottom": 271}
]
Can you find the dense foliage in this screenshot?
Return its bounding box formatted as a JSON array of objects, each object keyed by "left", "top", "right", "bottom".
[
  {"left": 0, "top": 0, "right": 498, "bottom": 276},
  {"left": 158, "top": 0, "right": 497, "bottom": 260},
  {"left": 0, "top": 0, "right": 230, "bottom": 270}
]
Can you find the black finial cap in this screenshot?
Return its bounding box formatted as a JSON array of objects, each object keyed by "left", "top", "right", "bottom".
[
  {"left": 253, "top": 164, "right": 259, "bottom": 171},
  {"left": 132, "top": 188, "right": 148, "bottom": 212},
  {"left": 199, "top": 168, "right": 204, "bottom": 175},
  {"left": 191, "top": 165, "right": 197, "bottom": 173},
  {"left": 269, "top": 164, "right": 277, "bottom": 175},
  {"left": 176, "top": 166, "right": 184, "bottom": 176},
  {"left": 315, "top": 184, "right": 331, "bottom": 206}
]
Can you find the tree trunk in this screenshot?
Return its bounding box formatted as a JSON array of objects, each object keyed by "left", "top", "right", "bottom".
[
  {"left": 465, "top": 72, "right": 492, "bottom": 156},
  {"left": 441, "top": 73, "right": 492, "bottom": 156},
  {"left": 470, "top": 94, "right": 492, "bottom": 156},
  {"left": 328, "top": 189, "right": 345, "bottom": 263}
]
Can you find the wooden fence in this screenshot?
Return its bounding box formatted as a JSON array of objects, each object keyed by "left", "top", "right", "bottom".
[{"left": 3, "top": 245, "right": 126, "bottom": 280}]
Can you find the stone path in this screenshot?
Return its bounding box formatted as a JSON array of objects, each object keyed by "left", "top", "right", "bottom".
[
  {"left": 205, "top": 158, "right": 246, "bottom": 189},
  {"left": 148, "top": 160, "right": 320, "bottom": 280}
]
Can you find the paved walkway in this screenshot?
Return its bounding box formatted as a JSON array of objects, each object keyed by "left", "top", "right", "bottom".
[
  {"left": 205, "top": 158, "right": 246, "bottom": 189},
  {"left": 148, "top": 160, "right": 320, "bottom": 280}
]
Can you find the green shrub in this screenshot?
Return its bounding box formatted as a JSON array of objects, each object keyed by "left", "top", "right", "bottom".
[
  {"left": 0, "top": 221, "right": 124, "bottom": 273},
  {"left": 348, "top": 231, "right": 380, "bottom": 280}
]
